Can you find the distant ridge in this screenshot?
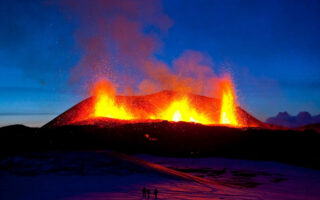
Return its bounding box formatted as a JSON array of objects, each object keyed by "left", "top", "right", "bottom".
[{"left": 266, "top": 111, "right": 320, "bottom": 128}]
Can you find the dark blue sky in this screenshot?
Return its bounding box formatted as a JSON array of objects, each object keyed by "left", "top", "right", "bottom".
[{"left": 1, "top": 0, "right": 320, "bottom": 126}]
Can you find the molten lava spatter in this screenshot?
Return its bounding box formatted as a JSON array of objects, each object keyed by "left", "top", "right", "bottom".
[
  {"left": 93, "top": 80, "right": 133, "bottom": 120},
  {"left": 156, "top": 97, "right": 212, "bottom": 124},
  {"left": 219, "top": 79, "right": 239, "bottom": 126}
]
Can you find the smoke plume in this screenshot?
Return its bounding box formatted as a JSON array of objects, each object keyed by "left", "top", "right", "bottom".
[{"left": 59, "top": 0, "right": 228, "bottom": 97}]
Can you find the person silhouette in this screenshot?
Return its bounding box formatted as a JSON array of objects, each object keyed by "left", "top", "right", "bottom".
[
  {"left": 154, "top": 188, "right": 158, "bottom": 199},
  {"left": 147, "top": 189, "right": 151, "bottom": 199},
  {"left": 142, "top": 187, "right": 146, "bottom": 198}
]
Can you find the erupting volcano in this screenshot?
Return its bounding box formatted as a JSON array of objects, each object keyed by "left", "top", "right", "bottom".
[
  {"left": 91, "top": 78, "right": 239, "bottom": 126},
  {"left": 45, "top": 76, "right": 273, "bottom": 129}
]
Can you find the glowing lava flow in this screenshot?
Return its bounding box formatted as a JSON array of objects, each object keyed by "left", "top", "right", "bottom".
[
  {"left": 93, "top": 81, "right": 133, "bottom": 120},
  {"left": 91, "top": 78, "right": 240, "bottom": 126},
  {"left": 157, "top": 97, "right": 212, "bottom": 124},
  {"left": 219, "top": 80, "right": 238, "bottom": 126}
]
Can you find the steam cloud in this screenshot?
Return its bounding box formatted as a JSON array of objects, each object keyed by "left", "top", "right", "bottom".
[{"left": 59, "top": 0, "right": 229, "bottom": 97}]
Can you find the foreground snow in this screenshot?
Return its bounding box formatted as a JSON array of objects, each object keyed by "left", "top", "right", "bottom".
[
  {"left": 137, "top": 155, "right": 320, "bottom": 199},
  {"left": 0, "top": 152, "right": 319, "bottom": 199}
]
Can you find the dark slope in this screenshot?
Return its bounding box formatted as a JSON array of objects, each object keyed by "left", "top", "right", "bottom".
[
  {"left": 1, "top": 122, "right": 319, "bottom": 169},
  {"left": 297, "top": 123, "right": 320, "bottom": 133}
]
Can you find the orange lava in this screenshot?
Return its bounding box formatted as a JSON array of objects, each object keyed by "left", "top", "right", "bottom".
[
  {"left": 92, "top": 77, "right": 239, "bottom": 126},
  {"left": 93, "top": 80, "right": 133, "bottom": 120},
  {"left": 219, "top": 79, "right": 239, "bottom": 126},
  {"left": 155, "top": 97, "right": 212, "bottom": 124}
]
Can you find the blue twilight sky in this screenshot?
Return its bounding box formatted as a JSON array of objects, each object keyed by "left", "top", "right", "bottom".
[{"left": 0, "top": 0, "right": 320, "bottom": 127}]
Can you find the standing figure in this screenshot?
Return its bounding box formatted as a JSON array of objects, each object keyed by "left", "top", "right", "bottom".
[
  {"left": 154, "top": 188, "right": 158, "bottom": 199},
  {"left": 147, "top": 189, "right": 151, "bottom": 199},
  {"left": 142, "top": 187, "right": 146, "bottom": 198}
]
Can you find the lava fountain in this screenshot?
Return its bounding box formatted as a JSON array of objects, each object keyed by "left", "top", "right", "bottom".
[
  {"left": 156, "top": 97, "right": 212, "bottom": 125},
  {"left": 93, "top": 80, "right": 133, "bottom": 120},
  {"left": 219, "top": 78, "right": 238, "bottom": 126},
  {"left": 91, "top": 76, "right": 240, "bottom": 126}
]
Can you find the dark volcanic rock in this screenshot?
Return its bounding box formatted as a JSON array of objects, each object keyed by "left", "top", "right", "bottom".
[
  {"left": 1, "top": 122, "right": 320, "bottom": 169},
  {"left": 298, "top": 123, "right": 320, "bottom": 133}
]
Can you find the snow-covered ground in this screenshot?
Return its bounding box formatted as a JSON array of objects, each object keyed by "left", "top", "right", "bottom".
[
  {"left": 137, "top": 155, "right": 320, "bottom": 199},
  {"left": 0, "top": 152, "right": 319, "bottom": 199}
]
